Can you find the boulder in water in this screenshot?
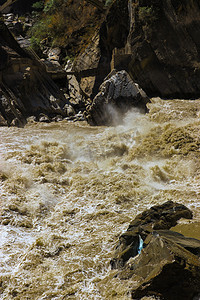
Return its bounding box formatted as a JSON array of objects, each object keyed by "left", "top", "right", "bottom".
[
  {"left": 111, "top": 201, "right": 200, "bottom": 299},
  {"left": 121, "top": 233, "right": 200, "bottom": 300},
  {"left": 85, "top": 70, "right": 149, "bottom": 126},
  {"left": 111, "top": 201, "right": 193, "bottom": 269}
]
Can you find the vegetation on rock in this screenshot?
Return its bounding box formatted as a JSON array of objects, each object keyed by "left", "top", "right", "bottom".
[{"left": 29, "top": 0, "right": 105, "bottom": 58}]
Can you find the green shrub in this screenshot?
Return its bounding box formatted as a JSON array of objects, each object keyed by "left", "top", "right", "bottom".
[
  {"left": 43, "top": 0, "right": 58, "bottom": 13},
  {"left": 139, "top": 6, "right": 157, "bottom": 23},
  {"left": 32, "top": 1, "right": 44, "bottom": 11},
  {"left": 30, "top": 36, "right": 41, "bottom": 53}
]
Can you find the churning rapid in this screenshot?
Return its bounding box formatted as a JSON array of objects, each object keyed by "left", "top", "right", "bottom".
[{"left": 0, "top": 98, "right": 200, "bottom": 299}]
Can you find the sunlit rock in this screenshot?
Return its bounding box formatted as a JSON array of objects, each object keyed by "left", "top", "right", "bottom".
[
  {"left": 85, "top": 70, "right": 149, "bottom": 126},
  {"left": 111, "top": 201, "right": 193, "bottom": 269},
  {"left": 123, "top": 234, "right": 200, "bottom": 300},
  {"left": 111, "top": 201, "right": 200, "bottom": 299},
  {"left": 0, "top": 17, "right": 70, "bottom": 126}
]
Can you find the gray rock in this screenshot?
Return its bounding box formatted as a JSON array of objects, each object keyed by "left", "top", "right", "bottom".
[
  {"left": 47, "top": 48, "right": 61, "bottom": 62},
  {"left": 85, "top": 70, "right": 149, "bottom": 125},
  {"left": 26, "top": 116, "right": 37, "bottom": 123},
  {"left": 111, "top": 201, "right": 200, "bottom": 300},
  {"left": 111, "top": 201, "right": 193, "bottom": 269},
  {"left": 51, "top": 115, "right": 63, "bottom": 122},
  {"left": 122, "top": 234, "right": 200, "bottom": 300},
  {"left": 0, "top": 19, "right": 70, "bottom": 126}
]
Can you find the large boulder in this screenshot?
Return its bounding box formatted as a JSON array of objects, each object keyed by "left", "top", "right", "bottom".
[
  {"left": 111, "top": 201, "right": 200, "bottom": 299},
  {"left": 120, "top": 234, "right": 200, "bottom": 300},
  {"left": 111, "top": 201, "right": 193, "bottom": 269},
  {"left": 85, "top": 70, "right": 149, "bottom": 125}
]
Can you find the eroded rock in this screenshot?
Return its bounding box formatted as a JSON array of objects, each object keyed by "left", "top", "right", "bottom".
[
  {"left": 122, "top": 234, "right": 200, "bottom": 300},
  {"left": 74, "top": 0, "right": 200, "bottom": 99},
  {"left": 111, "top": 201, "right": 200, "bottom": 300},
  {"left": 111, "top": 201, "right": 193, "bottom": 269},
  {"left": 85, "top": 70, "right": 149, "bottom": 125},
  {"left": 0, "top": 17, "right": 70, "bottom": 126}
]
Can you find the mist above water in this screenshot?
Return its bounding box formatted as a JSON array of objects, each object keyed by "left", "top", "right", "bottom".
[{"left": 0, "top": 98, "right": 199, "bottom": 299}]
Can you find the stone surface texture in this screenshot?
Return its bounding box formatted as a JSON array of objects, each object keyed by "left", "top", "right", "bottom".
[
  {"left": 111, "top": 201, "right": 200, "bottom": 300},
  {"left": 74, "top": 0, "right": 200, "bottom": 99},
  {"left": 85, "top": 70, "right": 149, "bottom": 125},
  {"left": 0, "top": 16, "right": 69, "bottom": 126}
]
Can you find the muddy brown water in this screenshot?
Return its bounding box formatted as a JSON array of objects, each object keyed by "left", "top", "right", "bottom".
[{"left": 0, "top": 98, "right": 200, "bottom": 299}]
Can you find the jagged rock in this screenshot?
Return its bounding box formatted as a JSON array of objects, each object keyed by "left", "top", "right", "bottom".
[
  {"left": 73, "top": 34, "right": 103, "bottom": 98},
  {"left": 0, "top": 17, "right": 70, "bottom": 126},
  {"left": 74, "top": 0, "right": 200, "bottom": 99},
  {"left": 27, "top": 116, "right": 37, "bottom": 123},
  {"left": 51, "top": 115, "right": 63, "bottom": 122},
  {"left": 64, "top": 104, "right": 76, "bottom": 117},
  {"left": 85, "top": 70, "right": 149, "bottom": 125},
  {"left": 47, "top": 48, "right": 61, "bottom": 62},
  {"left": 111, "top": 201, "right": 200, "bottom": 300},
  {"left": 120, "top": 234, "right": 200, "bottom": 300},
  {"left": 64, "top": 60, "right": 73, "bottom": 72},
  {"left": 0, "top": 112, "right": 7, "bottom": 126},
  {"left": 111, "top": 201, "right": 193, "bottom": 269}
]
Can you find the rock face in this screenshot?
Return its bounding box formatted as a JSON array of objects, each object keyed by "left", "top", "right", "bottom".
[
  {"left": 85, "top": 70, "right": 149, "bottom": 125},
  {"left": 0, "top": 16, "right": 69, "bottom": 126},
  {"left": 74, "top": 0, "right": 200, "bottom": 99},
  {"left": 127, "top": 0, "right": 200, "bottom": 98},
  {"left": 111, "top": 201, "right": 200, "bottom": 299}
]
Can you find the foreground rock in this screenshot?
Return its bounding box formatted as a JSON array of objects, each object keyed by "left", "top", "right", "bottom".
[
  {"left": 85, "top": 70, "right": 149, "bottom": 125},
  {"left": 0, "top": 16, "right": 70, "bottom": 126},
  {"left": 111, "top": 201, "right": 200, "bottom": 299}
]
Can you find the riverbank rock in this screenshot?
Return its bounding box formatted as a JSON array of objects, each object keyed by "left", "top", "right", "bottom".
[
  {"left": 0, "top": 16, "right": 70, "bottom": 126},
  {"left": 111, "top": 201, "right": 193, "bottom": 269},
  {"left": 111, "top": 201, "right": 200, "bottom": 299},
  {"left": 85, "top": 70, "right": 149, "bottom": 125},
  {"left": 123, "top": 234, "right": 200, "bottom": 300}
]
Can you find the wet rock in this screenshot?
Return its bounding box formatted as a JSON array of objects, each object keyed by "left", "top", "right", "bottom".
[
  {"left": 85, "top": 70, "right": 149, "bottom": 125},
  {"left": 122, "top": 234, "right": 200, "bottom": 300},
  {"left": 39, "top": 114, "right": 50, "bottom": 123},
  {"left": 27, "top": 116, "right": 37, "bottom": 123},
  {"left": 51, "top": 115, "right": 63, "bottom": 122},
  {"left": 111, "top": 201, "right": 193, "bottom": 269},
  {"left": 111, "top": 201, "right": 200, "bottom": 300}
]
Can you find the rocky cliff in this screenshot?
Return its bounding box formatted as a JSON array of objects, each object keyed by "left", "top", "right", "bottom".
[
  {"left": 0, "top": 15, "right": 70, "bottom": 126},
  {"left": 74, "top": 0, "right": 200, "bottom": 99}
]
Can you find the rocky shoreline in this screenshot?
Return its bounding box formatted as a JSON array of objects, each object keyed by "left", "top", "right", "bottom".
[{"left": 111, "top": 201, "right": 200, "bottom": 300}]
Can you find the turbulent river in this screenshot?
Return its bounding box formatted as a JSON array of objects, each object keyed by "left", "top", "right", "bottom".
[{"left": 0, "top": 98, "right": 200, "bottom": 299}]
